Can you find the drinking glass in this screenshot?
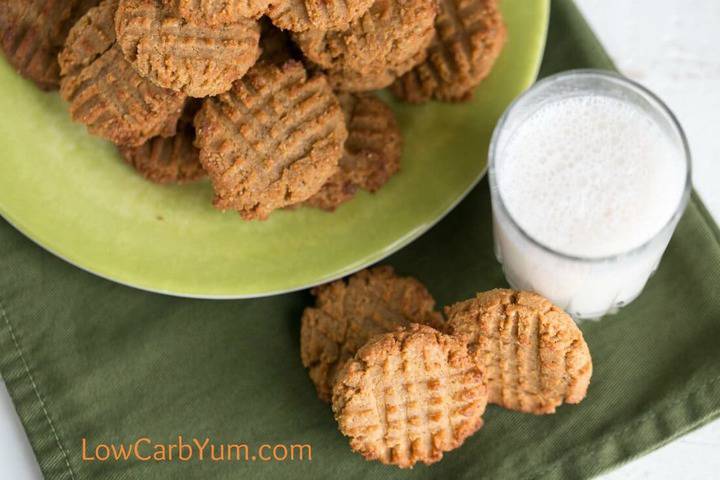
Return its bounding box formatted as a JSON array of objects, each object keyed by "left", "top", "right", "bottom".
[{"left": 488, "top": 70, "right": 692, "bottom": 319}]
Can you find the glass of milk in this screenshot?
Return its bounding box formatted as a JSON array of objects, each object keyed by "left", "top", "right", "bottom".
[{"left": 488, "top": 70, "right": 691, "bottom": 320}]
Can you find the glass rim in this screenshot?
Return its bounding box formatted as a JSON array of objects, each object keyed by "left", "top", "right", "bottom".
[{"left": 488, "top": 69, "right": 693, "bottom": 263}]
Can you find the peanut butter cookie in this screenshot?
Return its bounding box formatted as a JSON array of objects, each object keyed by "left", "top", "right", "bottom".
[
  {"left": 267, "top": 0, "right": 374, "bottom": 33},
  {"left": 0, "top": 0, "right": 99, "bottom": 89},
  {"left": 332, "top": 324, "right": 487, "bottom": 468},
  {"left": 193, "top": 60, "right": 347, "bottom": 220},
  {"left": 59, "top": 0, "right": 186, "bottom": 146},
  {"left": 301, "top": 266, "right": 443, "bottom": 402},
  {"left": 118, "top": 100, "right": 205, "bottom": 183},
  {"left": 445, "top": 289, "right": 592, "bottom": 415},
  {"left": 59, "top": 0, "right": 116, "bottom": 78},
  {"left": 163, "top": 0, "right": 269, "bottom": 24},
  {"left": 294, "top": 0, "right": 436, "bottom": 91},
  {"left": 391, "top": 0, "right": 506, "bottom": 102},
  {"left": 116, "top": 0, "right": 261, "bottom": 97},
  {"left": 323, "top": 49, "right": 428, "bottom": 93},
  {"left": 306, "top": 93, "right": 401, "bottom": 211}
]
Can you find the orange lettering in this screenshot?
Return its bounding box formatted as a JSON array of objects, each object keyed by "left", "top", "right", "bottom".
[
  {"left": 227, "top": 443, "right": 249, "bottom": 461},
  {"left": 258, "top": 444, "right": 271, "bottom": 461},
  {"left": 81, "top": 438, "right": 94, "bottom": 461},
  {"left": 273, "top": 444, "right": 288, "bottom": 461},
  {"left": 291, "top": 444, "right": 312, "bottom": 461},
  {"left": 153, "top": 444, "right": 166, "bottom": 461},
  {"left": 135, "top": 438, "right": 151, "bottom": 461},
  {"left": 210, "top": 443, "right": 224, "bottom": 461},
  {"left": 110, "top": 443, "right": 133, "bottom": 461},
  {"left": 193, "top": 437, "right": 209, "bottom": 461},
  {"left": 178, "top": 435, "right": 193, "bottom": 461},
  {"left": 95, "top": 444, "right": 110, "bottom": 462}
]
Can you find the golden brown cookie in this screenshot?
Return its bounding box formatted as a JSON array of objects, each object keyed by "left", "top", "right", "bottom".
[
  {"left": 58, "top": 0, "right": 117, "bottom": 78},
  {"left": 193, "top": 60, "right": 347, "bottom": 220},
  {"left": 301, "top": 266, "right": 444, "bottom": 402},
  {"left": 266, "top": 0, "right": 374, "bottom": 33},
  {"left": 116, "top": 0, "right": 261, "bottom": 97},
  {"left": 294, "top": 0, "right": 436, "bottom": 92},
  {"left": 444, "top": 289, "right": 593, "bottom": 415},
  {"left": 0, "top": 0, "right": 99, "bottom": 90},
  {"left": 332, "top": 323, "right": 487, "bottom": 468},
  {"left": 59, "top": 0, "right": 186, "bottom": 146},
  {"left": 306, "top": 93, "right": 401, "bottom": 211},
  {"left": 163, "top": 0, "right": 269, "bottom": 24},
  {"left": 118, "top": 100, "right": 205, "bottom": 183},
  {"left": 391, "top": 0, "right": 506, "bottom": 103},
  {"left": 324, "top": 49, "right": 428, "bottom": 93}
]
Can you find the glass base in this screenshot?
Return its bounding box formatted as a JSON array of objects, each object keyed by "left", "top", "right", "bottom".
[{"left": 501, "top": 264, "right": 645, "bottom": 322}]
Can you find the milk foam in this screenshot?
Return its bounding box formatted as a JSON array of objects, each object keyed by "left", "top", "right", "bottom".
[{"left": 497, "top": 95, "right": 686, "bottom": 258}]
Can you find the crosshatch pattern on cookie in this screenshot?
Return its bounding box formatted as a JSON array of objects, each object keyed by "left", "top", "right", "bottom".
[
  {"left": 60, "top": 45, "right": 186, "bottom": 146},
  {"left": 59, "top": 0, "right": 186, "bottom": 146},
  {"left": 0, "top": 0, "right": 100, "bottom": 89},
  {"left": 293, "top": 0, "right": 436, "bottom": 91},
  {"left": 445, "top": 289, "right": 593, "bottom": 415},
  {"left": 300, "top": 266, "right": 443, "bottom": 401},
  {"left": 194, "top": 60, "right": 347, "bottom": 219},
  {"left": 58, "top": 0, "right": 117, "bottom": 78},
  {"left": 116, "top": 0, "right": 261, "bottom": 97},
  {"left": 306, "top": 93, "right": 402, "bottom": 210},
  {"left": 267, "top": 0, "right": 374, "bottom": 32},
  {"left": 164, "top": 0, "right": 270, "bottom": 24},
  {"left": 392, "top": 0, "right": 507, "bottom": 102},
  {"left": 118, "top": 100, "right": 205, "bottom": 184},
  {"left": 333, "top": 325, "right": 487, "bottom": 468}
]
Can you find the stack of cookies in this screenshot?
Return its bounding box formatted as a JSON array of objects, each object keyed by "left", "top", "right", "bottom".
[
  {"left": 301, "top": 266, "right": 593, "bottom": 468},
  {"left": 1, "top": 0, "right": 506, "bottom": 220}
]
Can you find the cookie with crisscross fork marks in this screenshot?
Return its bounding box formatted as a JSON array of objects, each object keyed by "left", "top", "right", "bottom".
[
  {"left": 163, "top": 0, "right": 269, "bottom": 25},
  {"left": 306, "top": 93, "right": 402, "bottom": 211},
  {"left": 444, "top": 289, "right": 592, "bottom": 415},
  {"left": 118, "top": 100, "right": 205, "bottom": 183},
  {"left": 267, "top": 0, "right": 374, "bottom": 32},
  {"left": 59, "top": 0, "right": 186, "bottom": 146},
  {"left": 332, "top": 323, "right": 487, "bottom": 468},
  {"left": 0, "top": 0, "right": 99, "bottom": 89},
  {"left": 59, "top": 0, "right": 117, "bottom": 78},
  {"left": 193, "top": 60, "right": 347, "bottom": 220},
  {"left": 116, "top": 0, "right": 261, "bottom": 97},
  {"left": 294, "top": 0, "right": 436, "bottom": 92},
  {"left": 391, "top": 0, "right": 506, "bottom": 103},
  {"left": 301, "top": 266, "right": 443, "bottom": 402}
]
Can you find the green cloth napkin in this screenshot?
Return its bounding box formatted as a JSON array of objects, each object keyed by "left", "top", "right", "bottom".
[{"left": 2, "top": 1, "right": 720, "bottom": 479}]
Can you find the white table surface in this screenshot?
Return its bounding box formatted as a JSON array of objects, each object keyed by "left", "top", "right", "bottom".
[{"left": 2, "top": 1, "right": 719, "bottom": 478}]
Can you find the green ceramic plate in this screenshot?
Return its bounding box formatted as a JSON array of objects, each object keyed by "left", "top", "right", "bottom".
[{"left": 0, "top": 0, "right": 549, "bottom": 298}]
